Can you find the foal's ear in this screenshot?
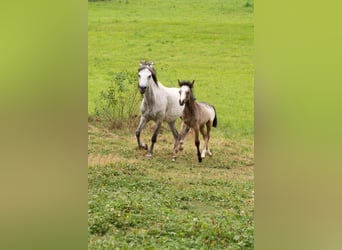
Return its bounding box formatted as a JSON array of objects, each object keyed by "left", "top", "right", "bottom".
[
  {"left": 178, "top": 79, "right": 181, "bottom": 86},
  {"left": 191, "top": 80, "right": 195, "bottom": 87}
]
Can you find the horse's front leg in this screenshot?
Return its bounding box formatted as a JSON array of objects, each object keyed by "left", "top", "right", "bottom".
[
  {"left": 136, "top": 116, "right": 148, "bottom": 150},
  {"left": 178, "top": 125, "right": 190, "bottom": 151},
  {"left": 172, "top": 122, "right": 189, "bottom": 161},
  {"left": 194, "top": 129, "right": 202, "bottom": 162},
  {"left": 147, "top": 119, "right": 162, "bottom": 157}
]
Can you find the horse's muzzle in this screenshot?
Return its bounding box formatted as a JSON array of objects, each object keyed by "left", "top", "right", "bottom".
[
  {"left": 139, "top": 86, "right": 146, "bottom": 94},
  {"left": 179, "top": 100, "right": 184, "bottom": 106}
]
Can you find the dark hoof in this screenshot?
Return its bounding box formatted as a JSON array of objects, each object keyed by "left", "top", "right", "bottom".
[{"left": 198, "top": 157, "right": 202, "bottom": 162}]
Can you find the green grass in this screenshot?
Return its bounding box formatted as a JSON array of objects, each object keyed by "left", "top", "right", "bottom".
[
  {"left": 88, "top": 125, "right": 254, "bottom": 249},
  {"left": 89, "top": 0, "right": 253, "bottom": 248},
  {"left": 88, "top": 0, "right": 253, "bottom": 138},
  {"left": 88, "top": 164, "right": 254, "bottom": 249}
]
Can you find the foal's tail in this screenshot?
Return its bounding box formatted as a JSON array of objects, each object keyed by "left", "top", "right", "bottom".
[{"left": 212, "top": 105, "right": 218, "bottom": 128}]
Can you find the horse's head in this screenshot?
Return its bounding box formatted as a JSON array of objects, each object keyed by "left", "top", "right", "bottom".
[
  {"left": 138, "top": 61, "right": 158, "bottom": 94},
  {"left": 178, "top": 80, "right": 195, "bottom": 106}
]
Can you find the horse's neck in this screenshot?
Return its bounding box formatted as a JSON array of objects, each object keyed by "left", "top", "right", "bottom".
[
  {"left": 184, "top": 98, "right": 197, "bottom": 118},
  {"left": 144, "top": 81, "right": 160, "bottom": 105}
]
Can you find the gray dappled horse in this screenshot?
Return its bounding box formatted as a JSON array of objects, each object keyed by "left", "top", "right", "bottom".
[
  {"left": 136, "top": 62, "right": 185, "bottom": 157},
  {"left": 173, "top": 80, "right": 217, "bottom": 162}
]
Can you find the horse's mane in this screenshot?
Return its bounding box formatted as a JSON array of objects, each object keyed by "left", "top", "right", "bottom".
[{"left": 138, "top": 61, "right": 158, "bottom": 86}]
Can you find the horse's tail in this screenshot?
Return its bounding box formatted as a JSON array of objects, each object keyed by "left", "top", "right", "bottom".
[{"left": 212, "top": 105, "right": 218, "bottom": 128}]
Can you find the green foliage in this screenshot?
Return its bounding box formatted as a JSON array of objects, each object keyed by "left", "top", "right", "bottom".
[{"left": 94, "top": 71, "right": 141, "bottom": 128}]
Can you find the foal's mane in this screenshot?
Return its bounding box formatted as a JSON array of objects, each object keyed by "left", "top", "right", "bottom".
[{"left": 138, "top": 61, "right": 158, "bottom": 86}]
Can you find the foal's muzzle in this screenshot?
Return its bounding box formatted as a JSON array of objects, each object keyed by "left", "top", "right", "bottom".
[
  {"left": 179, "top": 100, "right": 184, "bottom": 106},
  {"left": 139, "top": 86, "right": 147, "bottom": 94}
]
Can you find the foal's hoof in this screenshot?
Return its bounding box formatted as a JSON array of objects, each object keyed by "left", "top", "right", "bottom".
[
  {"left": 198, "top": 157, "right": 202, "bottom": 163},
  {"left": 139, "top": 143, "right": 148, "bottom": 150},
  {"left": 146, "top": 152, "right": 153, "bottom": 158}
]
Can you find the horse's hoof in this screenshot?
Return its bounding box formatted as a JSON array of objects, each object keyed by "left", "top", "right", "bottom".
[
  {"left": 208, "top": 152, "right": 212, "bottom": 157},
  {"left": 179, "top": 144, "right": 184, "bottom": 151},
  {"left": 198, "top": 157, "right": 202, "bottom": 162},
  {"left": 172, "top": 158, "right": 176, "bottom": 162},
  {"left": 139, "top": 143, "right": 148, "bottom": 150},
  {"left": 146, "top": 153, "right": 153, "bottom": 158},
  {"left": 201, "top": 153, "right": 206, "bottom": 159}
]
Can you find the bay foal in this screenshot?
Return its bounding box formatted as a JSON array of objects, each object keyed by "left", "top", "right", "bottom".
[{"left": 173, "top": 80, "right": 217, "bottom": 162}]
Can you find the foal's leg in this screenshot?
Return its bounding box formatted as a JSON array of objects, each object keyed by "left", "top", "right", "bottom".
[
  {"left": 194, "top": 129, "right": 202, "bottom": 162},
  {"left": 172, "top": 122, "right": 189, "bottom": 161},
  {"left": 147, "top": 119, "right": 162, "bottom": 157},
  {"left": 136, "top": 116, "right": 148, "bottom": 150},
  {"left": 178, "top": 125, "right": 190, "bottom": 151},
  {"left": 200, "top": 125, "right": 207, "bottom": 159},
  {"left": 206, "top": 121, "right": 213, "bottom": 156}
]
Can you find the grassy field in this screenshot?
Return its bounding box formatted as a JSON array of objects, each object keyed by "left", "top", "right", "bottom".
[
  {"left": 88, "top": 0, "right": 254, "bottom": 137},
  {"left": 88, "top": 124, "right": 254, "bottom": 249},
  {"left": 89, "top": 0, "right": 254, "bottom": 249}
]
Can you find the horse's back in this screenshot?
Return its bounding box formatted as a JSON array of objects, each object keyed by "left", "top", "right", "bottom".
[
  {"left": 197, "top": 102, "right": 216, "bottom": 126},
  {"left": 140, "top": 83, "right": 183, "bottom": 123}
]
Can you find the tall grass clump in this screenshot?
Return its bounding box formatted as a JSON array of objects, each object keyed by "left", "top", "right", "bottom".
[{"left": 94, "top": 71, "right": 141, "bottom": 129}]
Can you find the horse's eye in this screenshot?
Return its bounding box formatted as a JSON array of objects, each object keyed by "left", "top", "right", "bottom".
[
  {"left": 138, "top": 74, "right": 140, "bottom": 78},
  {"left": 179, "top": 90, "right": 181, "bottom": 94},
  {"left": 148, "top": 75, "right": 151, "bottom": 79}
]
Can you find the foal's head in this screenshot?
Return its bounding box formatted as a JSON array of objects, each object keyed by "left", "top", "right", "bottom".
[
  {"left": 138, "top": 61, "right": 158, "bottom": 94},
  {"left": 178, "top": 80, "right": 195, "bottom": 106}
]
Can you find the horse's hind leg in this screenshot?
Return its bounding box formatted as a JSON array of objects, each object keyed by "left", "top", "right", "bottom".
[
  {"left": 200, "top": 125, "right": 207, "bottom": 159},
  {"left": 206, "top": 121, "right": 213, "bottom": 156},
  {"left": 201, "top": 122, "right": 212, "bottom": 158},
  {"left": 136, "top": 116, "right": 148, "bottom": 150},
  {"left": 168, "top": 121, "right": 179, "bottom": 148}
]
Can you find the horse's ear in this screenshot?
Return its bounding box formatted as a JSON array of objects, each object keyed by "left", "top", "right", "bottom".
[
  {"left": 191, "top": 80, "right": 195, "bottom": 87},
  {"left": 146, "top": 62, "right": 154, "bottom": 69},
  {"left": 178, "top": 80, "right": 181, "bottom": 86}
]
